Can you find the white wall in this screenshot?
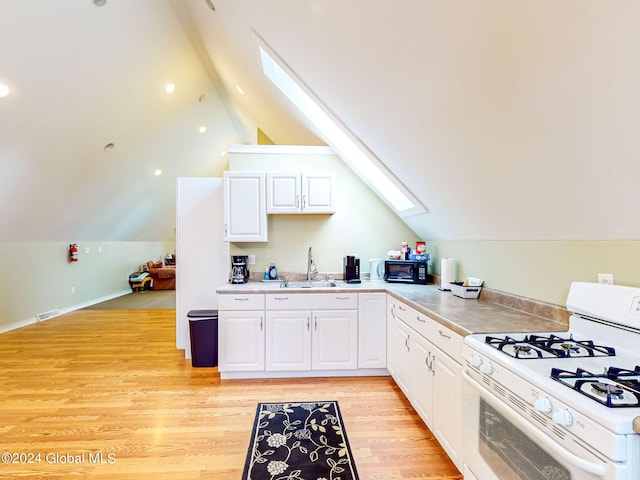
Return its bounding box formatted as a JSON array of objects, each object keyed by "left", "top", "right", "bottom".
[
  {"left": 429, "top": 240, "right": 640, "bottom": 306},
  {"left": 175, "top": 177, "right": 229, "bottom": 358},
  {"left": 0, "top": 241, "right": 173, "bottom": 331}
]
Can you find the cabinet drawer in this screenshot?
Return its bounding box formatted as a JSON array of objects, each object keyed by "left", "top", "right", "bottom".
[
  {"left": 266, "top": 293, "right": 357, "bottom": 310},
  {"left": 219, "top": 294, "right": 265, "bottom": 310},
  {"left": 426, "top": 321, "right": 463, "bottom": 363},
  {"left": 389, "top": 298, "right": 420, "bottom": 331}
]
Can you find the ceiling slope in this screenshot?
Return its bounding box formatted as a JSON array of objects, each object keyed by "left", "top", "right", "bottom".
[
  {"left": 2, "top": 1, "right": 639, "bottom": 243},
  {"left": 176, "top": 0, "right": 640, "bottom": 241},
  {"left": 0, "top": 0, "right": 247, "bottom": 241}
]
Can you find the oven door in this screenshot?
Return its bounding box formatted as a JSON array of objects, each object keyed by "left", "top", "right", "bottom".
[{"left": 462, "top": 369, "right": 618, "bottom": 480}]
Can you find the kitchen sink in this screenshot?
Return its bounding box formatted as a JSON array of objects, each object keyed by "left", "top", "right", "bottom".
[{"left": 282, "top": 280, "right": 338, "bottom": 288}]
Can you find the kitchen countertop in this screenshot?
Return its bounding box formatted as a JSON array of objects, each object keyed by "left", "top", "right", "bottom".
[{"left": 217, "top": 280, "right": 569, "bottom": 337}]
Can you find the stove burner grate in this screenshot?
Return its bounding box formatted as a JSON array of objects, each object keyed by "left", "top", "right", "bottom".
[
  {"left": 484, "top": 334, "right": 616, "bottom": 359},
  {"left": 551, "top": 366, "right": 640, "bottom": 408}
]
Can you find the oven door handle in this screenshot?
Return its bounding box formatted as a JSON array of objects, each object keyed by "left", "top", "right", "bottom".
[{"left": 462, "top": 369, "right": 608, "bottom": 477}]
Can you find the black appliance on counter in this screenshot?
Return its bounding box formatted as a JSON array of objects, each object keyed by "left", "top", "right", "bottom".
[
  {"left": 384, "top": 260, "right": 428, "bottom": 284},
  {"left": 231, "top": 255, "right": 250, "bottom": 284},
  {"left": 343, "top": 255, "right": 360, "bottom": 284}
]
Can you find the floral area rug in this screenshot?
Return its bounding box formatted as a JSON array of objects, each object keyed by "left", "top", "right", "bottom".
[{"left": 242, "top": 401, "right": 359, "bottom": 480}]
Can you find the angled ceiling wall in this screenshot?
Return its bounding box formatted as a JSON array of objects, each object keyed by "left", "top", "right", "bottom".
[
  {"left": 175, "top": 0, "right": 640, "bottom": 241},
  {"left": 2, "top": 0, "right": 639, "bottom": 244},
  {"left": 0, "top": 0, "right": 248, "bottom": 241}
]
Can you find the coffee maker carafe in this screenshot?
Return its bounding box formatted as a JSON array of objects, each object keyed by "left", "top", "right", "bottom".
[
  {"left": 343, "top": 255, "right": 361, "bottom": 284},
  {"left": 231, "top": 255, "right": 250, "bottom": 284}
]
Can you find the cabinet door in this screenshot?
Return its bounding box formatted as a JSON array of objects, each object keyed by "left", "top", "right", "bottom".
[
  {"left": 301, "top": 173, "right": 335, "bottom": 214},
  {"left": 312, "top": 310, "right": 358, "bottom": 370},
  {"left": 358, "top": 292, "right": 387, "bottom": 369},
  {"left": 266, "top": 173, "right": 301, "bottom": 214},
  {"left": 410, "top": 333, "right": 435, "bottom": 428},
  {"left": 265, "top": 310, "right": 312, "bottom": 371},
  {"left": 386, "top": 302, "right": 411, "bottom": 395},
  {"left": 218, "top": 310, "right": 265, "bottom": 372},
  {"left": 432, "top": 349, "right": 463, "bottom": 471},
  {"left": 223, "top": 172, "right": 267, "bottom": 242}
]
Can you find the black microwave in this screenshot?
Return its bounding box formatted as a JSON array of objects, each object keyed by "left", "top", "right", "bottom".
[{"left": 384, "top": 260, "right": 428, "bottom": 284}]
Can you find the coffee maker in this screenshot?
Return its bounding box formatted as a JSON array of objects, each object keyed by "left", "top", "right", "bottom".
[
  {"left": 343, "top": 255, "right": 361, "bottom": 284},
  {"left": 231, "top": 255, "right": 250, "bottom": 284}
]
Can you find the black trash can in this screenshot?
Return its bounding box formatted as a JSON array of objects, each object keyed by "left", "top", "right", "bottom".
[{"left": 187, "top": 309, "right": 218, "bottom": 367}]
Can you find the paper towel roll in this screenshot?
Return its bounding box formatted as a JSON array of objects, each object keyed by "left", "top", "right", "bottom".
[{"left": 440, "top": 258, "right": 456, "bottom": 290}]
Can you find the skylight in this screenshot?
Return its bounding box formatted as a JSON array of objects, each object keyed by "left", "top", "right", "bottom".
[{"left": 258, "top": 40, "right": 426, "bottom": 217}]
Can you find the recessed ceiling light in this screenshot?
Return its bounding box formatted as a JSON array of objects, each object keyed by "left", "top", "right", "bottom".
[
  {"left": 198, "top": 126, "right": 207, "bottom": 134},
  {"left": 92, "top": 0, "right": 107, "bottom": 6},
  {"left": 165, "top": 84, "right": 176, "bottom": 94},
  {"left": 0, "top": 83, "right": 9, "bottom": 98},
  {"left": 103, "top": 143, "right": 114, "bottom": 152},
  {"left": 154, "top": 169, "right": 163, "bottom": 176},
  {"left": 235, "top": 85, "right": 244, "bottom": 95}
]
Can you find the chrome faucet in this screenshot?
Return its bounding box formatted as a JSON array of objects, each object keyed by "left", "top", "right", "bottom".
[{"left": 307, "top": 246, "right": 318, "bottom": 281}]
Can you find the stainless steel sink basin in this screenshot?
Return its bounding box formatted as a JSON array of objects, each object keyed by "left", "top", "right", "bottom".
[{"left": 282, "top": 280, "right": 337, "bottom": 288}]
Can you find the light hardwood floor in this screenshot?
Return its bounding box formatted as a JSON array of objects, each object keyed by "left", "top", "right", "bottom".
[{"left": 0, "top": 308, "right": 463, "bottom": 480}]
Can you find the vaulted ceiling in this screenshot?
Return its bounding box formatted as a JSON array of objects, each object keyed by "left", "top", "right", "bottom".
[{"left": 2, "top": 1, "right": 639, "bottom": 242}]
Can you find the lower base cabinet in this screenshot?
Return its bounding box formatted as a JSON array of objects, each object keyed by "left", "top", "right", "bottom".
[
  {"left": 219, "top": 292, "right": 383, "bottom": 378},
  {"left": 265, "top": 309, "right": 358, "bottom": 371},
  {"left": 387, "top": 295, "right": 463, "bottom": 473},
  {"left": 218, "top": 310, "right": 265, "bottom": 372}
]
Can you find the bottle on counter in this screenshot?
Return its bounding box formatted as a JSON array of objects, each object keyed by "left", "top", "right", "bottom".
[
  {"left": 401, "top": 242, "right": 410, "bottom": 260},
  {"left": 263, "top": 267, "right": 270, "bottom": 280},
  {"left": 268, "top": 264, "right": 277, "bottom": 280}
]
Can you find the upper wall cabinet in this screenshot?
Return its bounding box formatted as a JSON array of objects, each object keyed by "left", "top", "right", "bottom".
[
  {"left": 266, "top": 172, "right": 336, "bottom": 214},
  {"left": 223, "top": 172, "right": 267, "bottom": 242}
]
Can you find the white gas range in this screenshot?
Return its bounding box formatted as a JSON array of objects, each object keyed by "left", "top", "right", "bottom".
[{"left": 461, "top": 282, "right": 640, "bottom": 480}]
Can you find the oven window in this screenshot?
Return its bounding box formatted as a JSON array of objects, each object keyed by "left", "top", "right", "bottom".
[{"left": 479, "top": 399, "right": 571, "bottom": 480}]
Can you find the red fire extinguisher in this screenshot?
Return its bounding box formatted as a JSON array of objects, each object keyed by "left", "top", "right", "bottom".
[{"left": 69, "top": 244, "right": 78, "bottom": 263}]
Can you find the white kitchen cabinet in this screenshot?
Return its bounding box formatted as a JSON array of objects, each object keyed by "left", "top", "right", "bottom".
[
  {"left": 218, "top": 310, "right": 265, "bottom": 372},
  {"left": 358, "top": 292, "right": 387, "bottom": 369},
  {"left": 311, "top": 309, "right": 358, "bottom": 370},
  {"left": 386, "top": 300, "right": 412, "bottom": 396},
  {"left": 410, "top": 332, "right": 435, "bottom": 427},
  {"left": 386, "top": 294, "right": 463, "bottom": 473},
  {"left": 218, "top": 294, "right": 265, "bottom": 372},
  {"left": 431, "top": 343, "right": 463, "bottom": 470},
  {"left": 265, "top": 310, "right": 312, "bottom": 371},
  {"left": 223, "top": 171, "right": 267, "bottom": 242},
  {"left": 266, "top": 172, "right": 335, "bottom": 214},
  {"left": 265, "top": 293, "right": 358, "bottom": 371}
]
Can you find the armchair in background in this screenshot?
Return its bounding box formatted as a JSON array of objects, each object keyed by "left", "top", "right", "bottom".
[{"left": 146, "top": 261, "right": 176, "bottom": 290}]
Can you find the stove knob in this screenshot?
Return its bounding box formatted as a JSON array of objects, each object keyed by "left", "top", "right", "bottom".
[
  {"left": 479, "top": 362, "right": 494, "bottom": 375},
  {"left": 470, "top": 354, "right": 483, "bottom": 368},
  {"left": 552, "top": 409, "right": 573, "bottom": 427},
  {"left": 534, "top": 396, "right": 552, "bottom": 413}
]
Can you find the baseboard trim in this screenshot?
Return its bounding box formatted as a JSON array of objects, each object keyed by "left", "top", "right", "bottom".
[
  {"left": 0, "top": 289, "right": 132, "bottom": 334},
  {"left": 220, "top": 368, "right": 389, "bottom": 380}
]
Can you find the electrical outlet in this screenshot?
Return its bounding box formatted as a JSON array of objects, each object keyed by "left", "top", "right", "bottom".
[
  {"left": 71, "top": 286, "right": 75, "bottom": 294},
  {"left": 248, "top": 254, "right": 256, "bottom": 265},
  {"left": 85, "top": 247, "right": 91, "bottom": 254},
  {"left": 598, "top": 273, "right": 614, "bottom": 285},
  {"left": 631, "top": 297, "right": 640, "bottom": 315}
]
